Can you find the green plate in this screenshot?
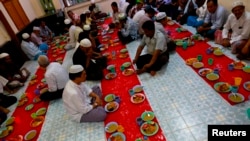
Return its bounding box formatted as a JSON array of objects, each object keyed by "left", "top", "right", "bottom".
[
  {"left": 25, "top": 104, "right": 34, "bottom": 111},
  {"left": 120, "top": 48, "right": 128, "bottom": 53},
  {"left": 122, "top": 62, "right": 131, "bottom": 68},
  {"left": 141, "top": 111, "right": 155, "bottom": 121},
  {"left": 36, "top": 107, "right": 47, "bottom": 116},
  {"left": 176, "top": 41, "right": 183, "bottom": 46},
  {"left": 140, "top": 121, "right": 159, "bottom": 136},
  {"left": 104, "top": 94, "right": 115, "bottom": 102},
  {"left": 213, "top": 82, "right": 231, "bottom": 93}
]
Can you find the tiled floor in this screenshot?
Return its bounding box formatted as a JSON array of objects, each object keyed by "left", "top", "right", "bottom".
[{"left": 5, "top": 24, "right": 250, "bottom": 141}]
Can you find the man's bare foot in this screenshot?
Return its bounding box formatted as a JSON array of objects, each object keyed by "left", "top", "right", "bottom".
[
  {"left": 136, "top": 69, "right": 146, "bottom": 74},
  {"left": 150, "top": 71, "right": 156, "bottom": 76}
]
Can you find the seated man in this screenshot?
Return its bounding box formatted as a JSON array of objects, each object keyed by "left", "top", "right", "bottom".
[
  {"left": 64, "top": 19, "right": 77, "bottom": 50},
  {"left": 133, "top": 20, "right": 169, "bottom": 76},
  {"left": 30, "top": 26, "right": 49, "bottom": 52},
  {"left": 37, "top": 55, "right": 69, "bottom": 101},
  {"left": 20, "top": 33, "right": 47, "bottom": 60},
  {"left": 187, "top": 0, "right": 207, "bottom": 27},
  {"left": 117, "top": 13, "right": 138, "bottom": 44},
  {"left": 72, "top": 39, "right": 107, "bottom": 80},
  {"left": 176, "top": 0, "right": 198, "bottom": 25},
  {"left": 197, "top": 0, "right": 229, "bottom": 39},
  {"left": 221, "top": 1, "right": 250, "bottom": 54},
  {"left": 237, "top": 38, "right": 250, "bottom": 60},
  {"left": 39, "top": 21, "right": 54, "bottom": 42},
  {"left": 0, "top": 53, "right": 30, "bottom": 92},
  {"left": 62, "top": 65, "right": 106, "bottom": 122},
  {"left": 155, "top": 12, "right": 176, "bottom": 52},
  {"left": 67, "top": 10, "right": 80, "bottom": 25},
  {"left": 110, "top": 2, "right": 121, "bottom": 26},
  {"left": 128, "top": 0, "right": 144, "bottom": 18}
]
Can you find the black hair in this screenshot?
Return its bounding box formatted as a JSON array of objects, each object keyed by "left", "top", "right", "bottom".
[
  {"left": 89, "top": 5, "right": 94, "bottom": 11},
  {"left": 142, "top": 20, "right": 155, "bottom": 31},
  {"left": 80, "top": 13, "right": 86, "bottom": 23},
  {"left": 111, "top": 2, "right": 118, "bottom": 7},
  {"left": 207, "top": 0, "right": 218, "bottom": 5},
  {"left": 69, "top": 71, "right": 83, "bottom": 80}
]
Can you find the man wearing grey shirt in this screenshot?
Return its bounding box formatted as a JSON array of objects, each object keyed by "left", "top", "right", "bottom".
[{"left": 197, "top": 0, "right": 229, "bottom": 39}]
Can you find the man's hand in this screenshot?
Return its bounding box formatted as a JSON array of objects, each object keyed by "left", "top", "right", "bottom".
[
  {"left": 221, "top": 38, "right": 230, "bottom": 47},
  {"left": 133, "top": 59, "right": 137, "bottom": 64},
  {"left": 197, "top": 26, "right": 204, "bottom": 33}
]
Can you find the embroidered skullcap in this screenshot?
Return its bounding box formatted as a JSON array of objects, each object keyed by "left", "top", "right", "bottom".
[
  {"left": 83, "top": 24, "right": 91, "bottom": 31},
  {"left": 118, "top": 13, "right": 127, "bottom": 20},
  {"left": 156, "top": 12, "right": 166, "bottom": 20},
  {"left": 69, "top": 65, "right": 84, "bottom": 73},
  {"left": 22, "top": 33, "right": 30, "bottom": 39},
  {"left": 136, "top": 0, "right": 143, "bottom": 4},
  {"left": 64, "top": 19, "right": 71, "bottom": 25},
  {"left": 33, "top": 26, "right": 40, "bottom": 31},
  {"left": 0, "top": 53, "right": 9, "bottom": 59},
  {"left": 232, "top": 1, "right": 244, "bottom": 10},
  {"left": 80, "top": 39, "right": 92, "bottom": 47}
]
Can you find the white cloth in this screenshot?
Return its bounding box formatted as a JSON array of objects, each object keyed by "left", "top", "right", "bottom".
[
  {"left": 154, "top": 22, "right": 170, "bottom": 42},
  {"left": 222, "top": 12, "right": 250, "bottom": 44},
  {"left": 196, "top": 0, "right": 207, "bottom": 21},
  {"left": 112, "top": 11, "right": 121, "bottom": 23},
  {"left": 30, "top": 32, "right": 43, "bottom": 46},
  {"left": 45, "top": 62, "right": 69, "bottom": 92},
  {"left": 140, "top": 30, "right": 167, "bottom": 54},
  {"left": 132, "top": 9, "right": 145, "bottom": 23},
  {"left": 68, "top": 25, "right": 76, "bottom": 44},
  {"left": 74, "top": 26, "right": 83, "bottom": 42},
  {"left": 0, "top": 75, "right": 8, "bottom": 93},
  {"left": 21, "top": 40, "right": 42, "bottom": 60},
  {"left": 119, "top": 0, "right": 129, "bottom": 13},
  {"left": 138, "top": 14, "right": 151, "bottom": 34},
  {"left": 183, "top": 0, "right": 197, "bottom": 14},
  {"left": 204, "top": 5, "right": 229, "bottom": 30},
  {"left": 62, "top": 80, "right": 93, "bottom": 122}
]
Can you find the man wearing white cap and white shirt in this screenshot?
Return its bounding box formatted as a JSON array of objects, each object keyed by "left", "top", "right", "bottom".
[
  {"left": 72, "top": 38, "right": 107, "bottom": 80},
  {"left": 155, "top": 12, "right": 176, "bottom": 52},
  {"left": 21, "top": 33, "right": 46, "bottom": 60},
  {"left": 37, "top": 55, "right": 69, "bottom": 101},
  {"left": 64, "top": 19, "right": 77, "bottom": 50},
  {"left": 222, "top": 1, "right": 250, "bottom": 56},
  {"left": 62, "top": 65, "right": 106, "bottom": 122},
  {"left": 30, "top": 26, "right": 49, "bottom": 52}
]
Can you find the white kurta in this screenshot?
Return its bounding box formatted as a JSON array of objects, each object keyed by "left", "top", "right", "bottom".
[
  {"left": 62, "top": 80, "right": 93, "bottom": 122},
  {"left": 222, "top": 12, "right": 250, "bottom": 44},
  {"left": 0, "top": 75, "right": 8, "bottom": 93},
  {"left": 45, "top": 62, "right": 69, "bottom": 92},
  {"left": 21, "top": 40, "right": 42, "bottom": 60}
]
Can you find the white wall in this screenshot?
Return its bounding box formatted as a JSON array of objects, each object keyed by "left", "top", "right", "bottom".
[{"left": 219, "top": 0, "right": 250, "bottom": 12}]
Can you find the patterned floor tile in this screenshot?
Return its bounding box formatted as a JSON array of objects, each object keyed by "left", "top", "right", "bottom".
[{"left": 172, "top": 128, "right": 196, "bottom": 141}]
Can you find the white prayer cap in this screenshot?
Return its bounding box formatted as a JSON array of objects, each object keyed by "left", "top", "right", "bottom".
[
  {"left": 0, "top": 53, "right": 9, "bottom": 59},
  {"left": 91, "top": 0, "right": 95, "bottom": 3},
  {"left": 85, "top": 10, "right": 90, "bottom": 14},
  {"left": 64, "top": 19, "right": 71, "bottom": 25},
  {"left": 69, "top": 65, "right": 84, "bottom": 73},
  {"left": 118, "top": 13, "right": 126, "bottom": 20},
  {"left": 232, "top": 1, "right": 244, "bottom": 10},
  {"left": 22, "top": 33, "right": 30, "bottom": 39},
  {"left": 33, "top": 26, "right": 40, "bottom": 31},
  {"left": 83, "top": 24, "right": 91, "bottom": 31},
  {"left": 156, "top": 12, "right": 166, "bottom": 20},
  {"left": 80, "top": 39, "right": 92, "bottom": 47}
]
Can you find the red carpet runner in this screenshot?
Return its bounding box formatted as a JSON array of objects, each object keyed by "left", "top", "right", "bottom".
[
  {"left": 4, "top": 38, "right": 67, "bottom": 141},
  {"left": 165, "top": 23, "right": 250, "bottom": 105},
  {"left": 101, "top": 19, "right": 166, "bottom": 140}
]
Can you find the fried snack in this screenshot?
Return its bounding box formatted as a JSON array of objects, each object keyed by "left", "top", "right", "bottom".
[
  {"left": 107, "top": 73, "right": 116, "bottom": 79},
  {"left": 142, "top": 122, "right": 157, "bottom": 134},
  {"left": 132, "top": 94, "right": 144, "bottom": 103},
  {"left": 218, "top": 83, "right": 230, "bottom": 92},
  {"left": 233, "top": 61, "right": 246, "bottom": 69},
  {"left": 110, "top": 134, "right": 123, "bottom": 141},
  {"left": 246, "top": 83, "right": 250, "bottom": 90},
  {"left": 107, "top": 102, "right": 117, "bottom": 111},
  {"left": 201, "top": 69, "right": 212, "bottom": 76},
  {"left": 186, "top": 58, "right": 198, "bottom": 65}
]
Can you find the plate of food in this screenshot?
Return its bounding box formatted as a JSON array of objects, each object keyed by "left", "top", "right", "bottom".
[
  {"left": 133, "top": 85, "right": 143, "bottom": 93},
  {"left": 192, "top": 62, "right": 204, "bottom": 69},
  {"left": 141, "top": 111, "right": 155, "bottom": 121},
  {"left": 108, "top": 132, "right": 126, "bottom": 141},
  {"left": 30, "top": 116, "right": 44, "bottom": 127},
  {"left": 122, "top": 68, "right": 134, "bottom": 76},
  {"left": 213, "top": 49, "right": 224, "bottom": 56},
  {"left": 131, "top": 93, "right": 145, "bottom": 104},
  {"left": 107, "top": 64, "right": 115, "bottom": 70},
  {"left": 104, "top": 94, "right": 116, "bottom": 102},
  {"left": 176, "top": 41, "right": 183, "bottom": 46},
  {"left": 243, "top": 66, "right": 250, "bottom": 73},
  {"left": 198, "top": 68, "right": 213, "bottom": 77},
  {"left": 105, "top": 73, "right": 117, "bottom": 80},
  {"left": 243, "top": 81, "right": 250, "bottom": 91},
  {"left": 105, "top": 102, "right": 119, "bottom": 112},
  {"left": 140, "top": 121, "right": 159, "bottom": 136},
  {"left": 122, "top": 62, "right": 132, "bottom": 68},
  {"left": 119, "top": 53, "right": 128, "bottom": 59},
  {"left": 36, "top": 107, "right": 47, "bottom": 116},
  {"left": 17, "top": 97, "right": 28, "bottom": 107},
  {"left": 185, "top": 58, "right": 198, "bottom": 65},
  {"left": 228, "top": 93, "right": 245, "bottom": 103},
  {"left": 24, "top": 130, "right": 37, "bottom": 141},
  {"left": 5, "top": 117, "right": 15, "bottom": 126},
  {"left": 25, "top": 104, "right": 34, "bottom": 111},
  {"left": 105, "top": 121, "right": 118, "bottom": 133},
  {"left": 231, "top": 61, "right": 247, "bottom": 69},
  {"left": 0, "top": 126, "right": 13, "bottom": 138},
  {"left": 214, "top": 82, "right": 231, "bottom": 93},
  {"left": 120, "top": 48, "right": 128, "bottom": 53},
  {"left": 206, "top": 73, "right": 219, "bottom": 81}
]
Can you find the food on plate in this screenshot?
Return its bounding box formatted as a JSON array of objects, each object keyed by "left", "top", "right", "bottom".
[
  {"left": 246, "top": 83, "right": 250, "bottom": 90},
  {"left": 106, "top": 73, "right": 116, "bottom": 79},
  {"left": 123, "top": 69, "right": 134, "bottom": 76},
  {"left": 141, "top": 121, "right": 157, "bottom": 135},
  {"left": 217, "top": 83, "right": 230, "bottom": 92},
  {"left": 192, "top": 62, "right": 204, "bottom": 69},
  {"left": 186, "top": 58, "right": 198, "bottom": 65},
  {"left": 119, "top": 54, "right": 127, "bottom": 58},
  {"left": 200, "top": 69, "right": 212, "bottom": 76},
  {"left": 228, "top": 94, "right": 244, "bottom": 103},
  {"left": 107, "top": 102, "right": 117, "bottom": 111},
  {"left": 206, "top": 73, "right": 219, "bottom": 81},
  {"left": 233, "top": 61, "right": 246, "bottom": 69},
  {"left": 106, "top": 123, "right": 118, "bottom": 133},
  {"left": 110, "top": 134, "right": 123, "bottom": 141},
  {"left": 30, "top": 116, "right": 44, "bottom": 127},
  {"left": 132, "top": 94, "right": 145, "bottom": 103}
]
